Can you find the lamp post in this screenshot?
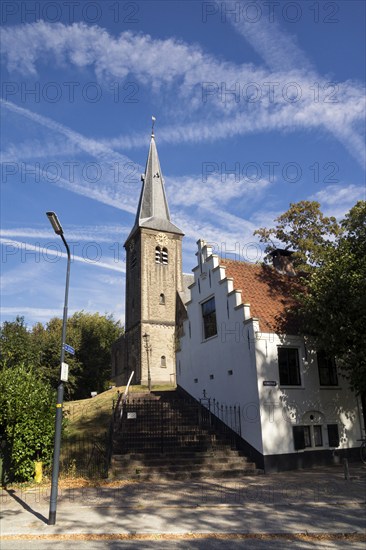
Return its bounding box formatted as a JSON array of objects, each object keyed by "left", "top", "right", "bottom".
[
  {"left": 142, "top": 333, "right": 152, "bottom": 392},
  {"left": 46, "top": 211, "right": 71, "bottom": 526}
]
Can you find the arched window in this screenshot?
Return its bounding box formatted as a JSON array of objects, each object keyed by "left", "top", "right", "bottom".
[
  {"left": 162, "top": 247, "right": 168, "bottom": 264},
  {"left": 159, "top": 293, "right": 165, "bottom": 305},
  {"left": 161, "top": 355, "right": 166, "bottom": 368},
  {"left": 155, "top": 246, "right": 161, "bottom": 263},
  {"left": 131, "top": 252, "right": 137, "bottom": 269}
]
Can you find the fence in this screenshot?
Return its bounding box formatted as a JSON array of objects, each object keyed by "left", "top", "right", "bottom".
[
  {"left": 60, "top": 434, "right": 109, "bottom": 478},
  {"left": 199, "top": 397, "right": 242, "bottom": 437},
  {"left": 112, "top": 394, "right": 242, "bottom": 454}
]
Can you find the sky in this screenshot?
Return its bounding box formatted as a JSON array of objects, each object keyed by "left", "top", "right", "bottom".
[{"left": 1, "top": 0, "right": 365, "bottom": 328}]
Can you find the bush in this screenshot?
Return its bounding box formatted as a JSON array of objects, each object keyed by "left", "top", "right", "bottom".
[{"left": 0, "top": 364, "right": 57, "bottom": 482}]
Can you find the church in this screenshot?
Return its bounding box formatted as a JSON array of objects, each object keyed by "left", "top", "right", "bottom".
[
  {"left": 111, "top": 127, "right": 364, "bottom": 471},
  {"left": 111, "top": 127, "right": 192, "bottom": 387}
]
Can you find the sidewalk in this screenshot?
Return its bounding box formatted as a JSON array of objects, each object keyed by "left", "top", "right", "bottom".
[{"left": 1, "top": 465, "right": 365, "bottom": 540}]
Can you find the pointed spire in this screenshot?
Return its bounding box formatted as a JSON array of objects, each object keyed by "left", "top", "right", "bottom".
[{"left": 125, "top": 119, "right": 183, "bottom": 243}]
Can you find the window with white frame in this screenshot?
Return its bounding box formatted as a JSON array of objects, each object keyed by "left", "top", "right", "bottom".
[
  {"left": 278, "top": 347, "right": 301, "bottom": 386},
  {"left": 293, "top": 425, "right": 324, "bottom": 450},
  {"left": 317, "top": 351, "right": 338, "bottom": 386}
]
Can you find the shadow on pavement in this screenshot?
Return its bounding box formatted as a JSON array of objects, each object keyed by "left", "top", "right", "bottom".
[{"left": 4, "top": 488, "right": 48, "bottom": 524}]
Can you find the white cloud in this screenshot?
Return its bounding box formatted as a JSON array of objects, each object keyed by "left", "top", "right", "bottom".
[
  {"left": 0, "top": 307, "right": 65, "bottom": 324},
  {"left": 230, "top": 1, "right": 314, "bottom": 73},
  {"left": 311, "top": 184, "right": 366, "bottom": 219},
  {"left": 0, "top": 224, "right": 131, "bottom": 242},
  {"left": 1, "top": 99, "right": 142, "bottom": 213},
  {"left": 0, "top": 238, "right": 126, "bottom": 273},
  {"left": 1, "top": 21, "right": 364, "bottom": 166}
]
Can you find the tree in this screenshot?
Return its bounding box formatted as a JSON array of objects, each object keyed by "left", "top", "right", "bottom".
[
  {"left": 254, "top": 200, "right": 366, "bottom": 424},
  {"left": 0, "top": 312, "right": 123, "bottom": 400},
  {"left": 254, "top": 200, "right": 342, "bottom": 272},
  {"left": 0, "top": 316, "right": 35, "bottom": 369},
  {"left": 34, "top": 317, "right": 83, "bottom": 400},
  {"left": 69, "top": 312, "right": 123, "bottom": 399},
  {"left": 297, "top": 201, "right": 366, "bottom": 396},
  {"left": 0, "top": 363, "right": 56, "bottom": 482},
  {"left": 31, "top": 311, "right": 123, "bottom": 399}
]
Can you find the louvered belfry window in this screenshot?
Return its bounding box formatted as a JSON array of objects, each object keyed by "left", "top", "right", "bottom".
[
  {"left": 155, "top": 246, "right": 161, "bottom": 263},
  {"left": 162, "top": 247, "right": 168, "bottom": 264},
  {"left": 155, "top": 246, "right": 168, "bottom": 264}
]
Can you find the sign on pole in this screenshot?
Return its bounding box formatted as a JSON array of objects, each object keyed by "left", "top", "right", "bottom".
[
  {"left": 61, "top": 362, "right": 69, "bottom": 382},
  {"left": 63, "top": 344, "right": 75, "bottom": 355}
]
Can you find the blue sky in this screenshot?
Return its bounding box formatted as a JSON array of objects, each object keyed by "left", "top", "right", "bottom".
[{"left": 1, "top": 0, "right": 365, "bottom": 327}]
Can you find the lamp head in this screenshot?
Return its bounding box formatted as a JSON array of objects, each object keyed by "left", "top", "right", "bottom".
[{"left": 46, "top": 211, "right": 63, "bottom": 235}]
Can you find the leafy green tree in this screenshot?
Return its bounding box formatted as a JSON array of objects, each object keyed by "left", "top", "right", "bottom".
[
  {"left": 254, "top": 200, "right": 342, "bottom": 272},
  {"left": 34, "top": 317, "right": 83, "bottom": 399},
  {"left": 297, "top": 201, "right": 366, "bottom": 397},
  {"left": 0, "top": 364, "right": 56, "bottom": 482},
  {"left": 0, "top": 316, "right": 35, "bottom": 369},
  {"left": 254, "top": 200, "right": 366, "bottom": 426},
  {"left": 69, "top": 312, "right": 123, "bottom": 399},
  {"left": 1, "top": 312, "right": 123, "bottom": 401},
  {"left": 30, "top": 311, "right": 123, "bottom": 400}
]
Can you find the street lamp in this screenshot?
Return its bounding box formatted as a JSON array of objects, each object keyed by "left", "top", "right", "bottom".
[
  {"left": 142, "top": 333, "right": 152, "bottom": 392},
  {"left": 46, "top": 211, "right": 71, "bottom": 526}
]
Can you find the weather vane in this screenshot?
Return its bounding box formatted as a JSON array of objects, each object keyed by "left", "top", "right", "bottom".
[{"left": 152, "top": 115, "right": 156, "bottom": 136}]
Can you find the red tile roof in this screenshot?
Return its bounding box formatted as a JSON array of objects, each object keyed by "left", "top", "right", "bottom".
[{"left": 220, "top": 259, "right": 302, "bottom": 334}]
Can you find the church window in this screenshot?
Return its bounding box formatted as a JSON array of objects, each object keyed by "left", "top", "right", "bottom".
[
  {"left": 162, "top": 247, "right": 168, "bottom": 264},
  {"left": 161, "top": 355, "right": 166, "bottom": 367},
  {"left": 202, "top": 296, "right": 217, "bottom": 339},
  {"left": 155, "top": 246, "right": 161, "bottom": 263},
  {"left": 159, "top": 293, "right": 165, "bottom": 305},
  {"left": 155, "top": 246, "right": 168, "bottom": 264},
  {"left": 131, "top": 252, "right": 137, "bottom": 269}
]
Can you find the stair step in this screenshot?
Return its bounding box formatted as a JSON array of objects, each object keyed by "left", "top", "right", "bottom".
[
  {"left": 112, "top": 454, "right": 247, "bottom": 466},
  {"left": 110, "top": 468, "right": 263, "bottom": 481},
  {"left": 112, "top": 463, "right": 257, "bottom": 473},
  {"left": 110, "top": 389, "right": 262, "bottom": 481}
]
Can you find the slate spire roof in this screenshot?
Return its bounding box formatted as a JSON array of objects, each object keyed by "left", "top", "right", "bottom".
[{"left": 126, "top": 130, "right": 184, "bottom": 242}]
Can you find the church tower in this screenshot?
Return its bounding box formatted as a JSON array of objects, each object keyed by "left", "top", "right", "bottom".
[{"left": 121, "top": 125, "right": 184, "bottom": 386}]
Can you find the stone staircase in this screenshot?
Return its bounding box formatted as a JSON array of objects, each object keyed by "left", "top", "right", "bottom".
[{"left": 110, "top": 390, "right": 262, "bottom": 480}]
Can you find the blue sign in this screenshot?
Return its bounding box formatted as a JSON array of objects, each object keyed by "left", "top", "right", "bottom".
[{"left": 63, "top": 344, "right": 75, "bottom": 355}]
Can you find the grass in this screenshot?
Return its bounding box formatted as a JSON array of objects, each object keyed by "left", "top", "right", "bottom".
[
  {"left": 4, "top": 384, "right": 176, "bottom": 488},
  {"left": 63, "top": 384, "right": 175, "bottom": 439}
]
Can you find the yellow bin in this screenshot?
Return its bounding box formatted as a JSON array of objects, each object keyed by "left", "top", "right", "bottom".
[{"left": 34, "top": 461, "right": 43, "bottom": 483}]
